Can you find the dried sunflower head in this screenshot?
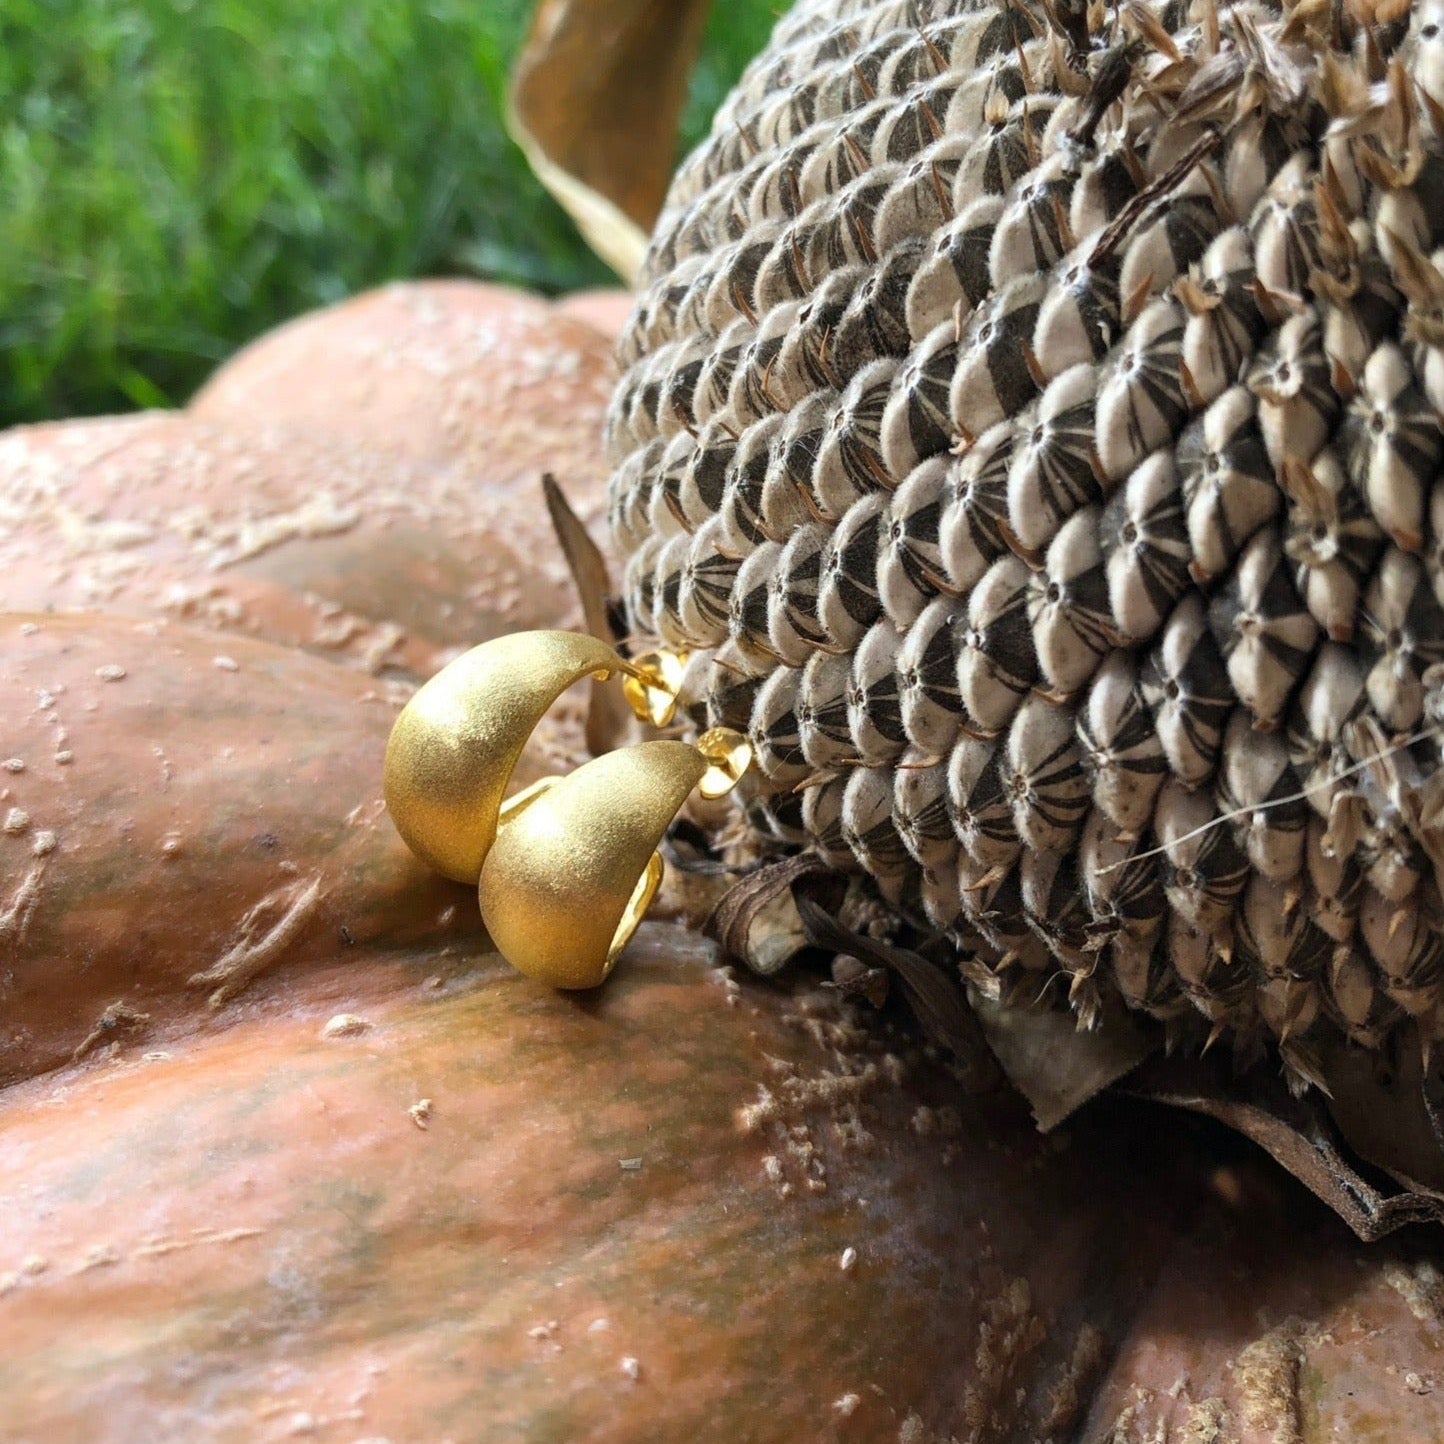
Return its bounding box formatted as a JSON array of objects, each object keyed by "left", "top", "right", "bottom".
[{"left": 606, "top": 0, "right": 1444, "bottom": 1090}]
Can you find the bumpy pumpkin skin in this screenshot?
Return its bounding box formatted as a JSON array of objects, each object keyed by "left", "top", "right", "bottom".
[
  {"left": 557, "top": 288, "right": 635, "bottom": 342},
  {"left": 2, "top": 925, "right": 1441, "bottom": 1443},
  {"left": 0, "top": 928, "right": 1197, "bottom": 1444},
  {"left": 1082, "top": 1195, "right": 1444, "bottom": 1441},
  {"left": 0, "top": 929, "right": 1126, "bottom": 1444},
  {"left": 0, "top": 413, "right": 572, "bottom": 678},
  {"left": 0, "top": 282, "right": 616, "bottom": 679},
  {"left": 190, "top": 280, "right": 616, "bottom": 502},
  {"left": 0, "top": 613, "right": 508, "bottom": 1085}
]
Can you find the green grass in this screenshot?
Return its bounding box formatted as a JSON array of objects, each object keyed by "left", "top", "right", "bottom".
[{"left": 0, "top": 0, "right": 779, "bottom": 427}]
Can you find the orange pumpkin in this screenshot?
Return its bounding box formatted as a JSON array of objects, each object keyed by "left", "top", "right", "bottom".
[
  {"left": 2, "top": 283, "right": 1442, "bottom": 1443},
  {"left": 189, "top": 280, "right": 616, "bottom": 499},
  {"left": 0, "top": 613, "right": 488, "bottom": 1084},
  {"left": 556, "top": 288, "right": 635, "bottom": 341},
  {"left": 0, "top": 282, "right": 615, "bottom": 679},
  {"left": 0, "top": 925, "right": 1171, "bottom": 1443}
]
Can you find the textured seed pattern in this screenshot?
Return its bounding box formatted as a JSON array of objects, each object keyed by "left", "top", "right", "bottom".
[{"left": 607, "top": 0, "right": 1444, "bottom": 1076}]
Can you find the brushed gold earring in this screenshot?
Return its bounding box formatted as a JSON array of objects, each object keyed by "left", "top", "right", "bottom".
[
  {"left": 384, "top": 629, "right": 751, "bottom": 989},
  {"left": 478, "top": 728, "right": 749, "bottom": 990},
  {"left": 384, "top": 630, "right": 673, "bottom": 882}
]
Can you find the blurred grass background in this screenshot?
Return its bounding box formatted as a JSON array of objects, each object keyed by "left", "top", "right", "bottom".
[{"left": 0, "top": 0, "right": 777, "bottom": 427}]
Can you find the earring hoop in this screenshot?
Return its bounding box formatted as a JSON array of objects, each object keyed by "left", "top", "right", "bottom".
[
  {"left": 479, "top": 736, "right": 745, "bottom": 990},
  {"left": 384, "top": 630, "right": 634, "bottom": 882}
]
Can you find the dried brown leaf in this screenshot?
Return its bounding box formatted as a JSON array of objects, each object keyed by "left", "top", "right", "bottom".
[
  {"left": 1318, "top": 1034, "right": 1444, "bottom": 1195},
  {"left": 1126, "top": 1054, "right": 1444, "bottom": 1241},
  {"left": 509, "top": 0, "right": 713, "bottom": 280},
  {"left": 707, "top": 855, "right": 839, "bottom": 976},
  {"left": 541, "top": 473, "right": 632, "bottom": 755},
  {"left": 968, "top": 991, "right": 1160, "bottom": 1131}
]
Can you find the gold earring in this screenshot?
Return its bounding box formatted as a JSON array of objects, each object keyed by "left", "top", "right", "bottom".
[
  {"left": 478, "top": 729, "right": 751, "bottom": 990},
  {"left": 384, "top": 630, "right": 637, "bottom": 882}
]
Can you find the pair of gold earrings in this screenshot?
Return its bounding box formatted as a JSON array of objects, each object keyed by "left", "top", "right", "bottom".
[{"left": 383, "top": 631, "right": 751, "bottom": 989}]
